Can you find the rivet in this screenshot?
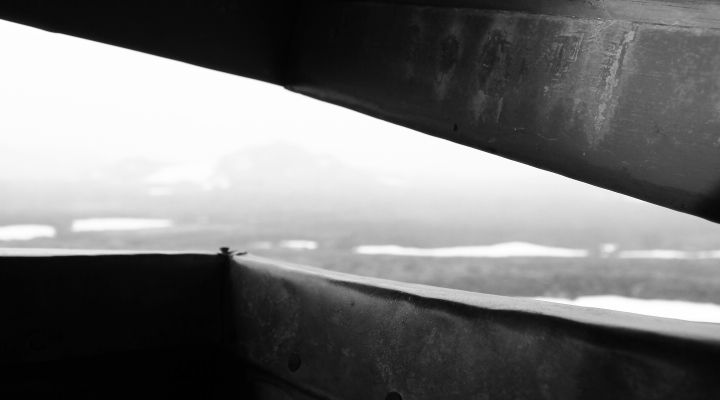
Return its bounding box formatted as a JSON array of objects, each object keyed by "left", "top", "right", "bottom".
[
  {"left": 288, "top": 352, "right": 301, "bottom": 372},
  {"left": 385, "top": 392, "right": 402, "bottom": 400},
  {"left": 29, "top": 333, "right": 50, "bottom": 351}
]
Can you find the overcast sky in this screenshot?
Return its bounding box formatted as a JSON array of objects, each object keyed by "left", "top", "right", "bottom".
[{"left": 0, "top": 18, "right": 580, "bottom": 185}]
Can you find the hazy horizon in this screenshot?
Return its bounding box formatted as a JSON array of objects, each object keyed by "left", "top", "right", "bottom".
[
  {"left": 0, "top": 18, "right": 552, "bottom": 185},
  {"left": 2, "top": 18, "right": 720, "bottom": 255},
  {"left": 4, "top": 16, "right": 720, "bottom": 326}
]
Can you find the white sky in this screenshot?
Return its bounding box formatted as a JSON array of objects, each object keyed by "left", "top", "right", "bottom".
[{"left": 0, "top": 19, "right": 571, "bottom": 184}]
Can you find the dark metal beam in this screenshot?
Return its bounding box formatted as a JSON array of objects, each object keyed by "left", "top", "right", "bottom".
[
  {"left": 340, "top": 0, "right": 720, "bottom": 30},
  {"left": 229, "top": 254, "right": 720, "bottom": 400},
  {"left": 3, "top": 250, "right": 720, "bottom": 398},
  {"left": 0, "top": 0, "right": 296, "bottom": 84},
  {"left": 0, "top": 250, "right": 231, "bottom": 398},
  {"left": 1, "top": 1, "right": 720, "bottom": 222},
  {"left": 289, "top": 0, "right": 720, "bottom": 223}
]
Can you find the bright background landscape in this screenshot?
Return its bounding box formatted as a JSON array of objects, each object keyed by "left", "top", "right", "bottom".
[{"left": 2, "top": 19, "right": 720, "bottom": 322}]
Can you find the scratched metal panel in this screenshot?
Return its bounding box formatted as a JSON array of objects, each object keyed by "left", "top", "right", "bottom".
[
  {"left": 229, "top": 254, "right": 720, "bottom": 400},
  {"left": 2, "top": 249, "right": 720, "bottom": 398},
  {"left": 290, "top": 1, "right": 720, "bottom": 223}
]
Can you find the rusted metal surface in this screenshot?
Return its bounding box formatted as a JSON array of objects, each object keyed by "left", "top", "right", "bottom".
[
  {"left": 229, "top": 254, "right": 720, "bottom": 400},
  {"left": 289, "top": 0, "right": 720, "bottom": 223}
]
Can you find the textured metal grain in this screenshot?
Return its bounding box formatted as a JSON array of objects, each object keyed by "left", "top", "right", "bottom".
[
  {"left": 289, "top": 1, "right": 720, "bottom": 222},
  {"left": 340, "top": 0, "right": 720, "bottom": 29},
  {"left": 3, "top": 250, "right": 720, "bottom": 398},
  {"left": 230, "top": 254, "right": 720, "bottom": 400}
]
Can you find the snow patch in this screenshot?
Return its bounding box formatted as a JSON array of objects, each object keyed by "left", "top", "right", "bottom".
[
  {"left": 354, "top": 242, "right": 588, "bottom": 258},
  {"left": 0, "top": 225, "right": 56, "bottom": 241},
  {"left": 72, "top": 218, "right": 173, "bottom": 232},
  {"left": 279, "top": 240, "right": 318, "bottom": 250}
]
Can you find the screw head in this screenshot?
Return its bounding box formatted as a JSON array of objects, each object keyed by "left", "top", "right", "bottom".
[
  {"left": 385, "top": 392, "right": 402, "bottom": 400},
  {"left": 288, "top": 352, "right": 301, "bottom": 372}
]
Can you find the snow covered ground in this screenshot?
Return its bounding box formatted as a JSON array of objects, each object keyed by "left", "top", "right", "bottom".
[
  {"left": 355, "top": 242, "right": 588, "bottom": 258},
  {"left": 535, "top": 295, "right": 720, "bottom": 323}
]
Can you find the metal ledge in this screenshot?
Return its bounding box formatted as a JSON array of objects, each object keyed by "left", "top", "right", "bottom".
[
  {"left": 2, "top": 250, "right": 720, "bottom": 398},
  {"left": 335, "top": 0, "right": 720, "bottom": 30},
  {"left": 229, "top": 254, "right": 720, "bottom": 399},
  {"left": 289, "top": 0, "right": 720, "bottom": 222},
  {"left": 0, "top": 251, "right": 225, "bottom": 364}
]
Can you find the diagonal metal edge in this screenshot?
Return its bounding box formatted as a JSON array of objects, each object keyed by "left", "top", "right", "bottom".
[
  {"left": 229, "top": 254, "right": 720, "bottom": 399},
  {"left": 333, "top": 0, "right": 720, "bottom": 30},
  {"left": 232, "top": 254, "right": 720, "bottom": 342}
]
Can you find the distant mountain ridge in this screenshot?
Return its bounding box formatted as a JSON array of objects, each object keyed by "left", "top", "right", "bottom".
[
  {"left": 2, "top": 142, "right": 720, "bottom": 251},
  {"left": 87, "top": 142, "right": 389, "bottom": 193}
]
